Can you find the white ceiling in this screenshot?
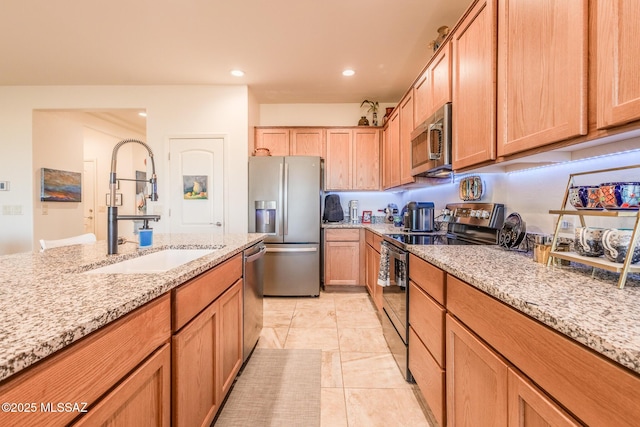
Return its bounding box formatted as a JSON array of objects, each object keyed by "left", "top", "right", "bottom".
[{"left": 0, "top": 0, "right": 471, "bottom": 105}]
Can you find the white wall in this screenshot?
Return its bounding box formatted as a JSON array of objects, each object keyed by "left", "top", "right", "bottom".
[
  {"left": 0, "top": 85, "right": 250, "bottom": 254},
  {"left": 260, "top": 103, "right": 396, "bottom": 127}
]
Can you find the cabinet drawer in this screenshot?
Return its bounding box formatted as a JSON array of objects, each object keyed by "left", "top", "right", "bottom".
[
  {"left": 409, "top": 254, "right": 446, "bottom": 305},
  {"left": 173, "top": 254, "right": 242, "bottom": 331},
  {"left": 447, "top": 274, "right": 640, "bottom": 427},
  {"left": 0, "top": 294, "right": 171, "bottom": 427},
  {"left": 325, "top": 228, "right": 360, "bottom": 242},
  {"left": 409, "top": 327, "right": 445, "bottom": 427},
  {"left": 365, "top": 230, "right": 383, "bottom": 251},
  {"left": 409, "top": 281, "right": 445, "bottom": 367}
]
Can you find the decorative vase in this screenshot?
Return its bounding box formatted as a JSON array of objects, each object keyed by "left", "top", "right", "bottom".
[
  {"left": 372, "top": 112, "right": 378, "bottom": 126},
  {"left": 358, "top": 116, "right": 369, "bottom": 126}
]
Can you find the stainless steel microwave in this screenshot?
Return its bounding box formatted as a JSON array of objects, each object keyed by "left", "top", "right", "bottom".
[{"left": 410, "top": 102, "right": 452, "bottom": 178}]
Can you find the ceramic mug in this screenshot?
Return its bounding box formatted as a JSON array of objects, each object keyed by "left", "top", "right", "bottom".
[
  {"left": 602, "top": 228, "right": 640, "bottom": 264},
  {"left": 574, "top": 227, "right": 605, "bottom": 257}
]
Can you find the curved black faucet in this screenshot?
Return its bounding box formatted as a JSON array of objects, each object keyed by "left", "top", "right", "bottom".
[{"left": 107, "top": 139, "right": 161, "bottom": 254}]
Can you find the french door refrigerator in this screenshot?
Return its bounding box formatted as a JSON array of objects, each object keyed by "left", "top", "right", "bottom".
[{"left": 248, "top": 156, "right": 321, "bottom": 296}]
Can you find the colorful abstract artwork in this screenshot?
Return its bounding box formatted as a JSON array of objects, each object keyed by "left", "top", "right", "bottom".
[
  {"left": 183, "top": 175, "right": 208, "bottom": 199},
  {"left": 40, "top": 168, "right": 81, "bottom": 202}
]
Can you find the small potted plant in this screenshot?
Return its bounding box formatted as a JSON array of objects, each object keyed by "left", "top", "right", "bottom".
[{"left": 360, "top": 100, "right": 379, "bottom": 126}]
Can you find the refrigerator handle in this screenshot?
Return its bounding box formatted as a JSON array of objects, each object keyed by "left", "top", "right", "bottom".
[
  {"left": 283, "top": 162, "right": 289, "bottom": 236},
  {"left": 278, "top": 162, "right": 283, "bottom": 236}
]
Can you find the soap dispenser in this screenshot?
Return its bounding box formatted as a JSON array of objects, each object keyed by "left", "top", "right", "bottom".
[{"left": 138, "top": 220, "right": 153, "bottom": 248}]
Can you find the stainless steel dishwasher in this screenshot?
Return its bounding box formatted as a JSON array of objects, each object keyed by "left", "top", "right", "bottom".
[{"left": 243, "top": 241, "right": 266, "bottom": 363}]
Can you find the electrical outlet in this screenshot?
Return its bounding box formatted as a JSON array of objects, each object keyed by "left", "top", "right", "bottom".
[
  {"left": 42, "top": 204, "right": 48, "bottom": 215},
  {"left": 559, "top": 219, "right": 573, "bottom": 231}
]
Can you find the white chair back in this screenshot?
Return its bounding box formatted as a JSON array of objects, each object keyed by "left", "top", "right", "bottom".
[{"left": 40, "top": 233, "right": 97, "bottom": 251}]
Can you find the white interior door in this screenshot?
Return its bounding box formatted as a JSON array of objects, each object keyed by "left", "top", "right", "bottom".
[
  {"left": 82, "top": 159, "right": 96, "bottom": 235},
  {"left": 169, "top": 137, "right": 224, "bottom": 234}
]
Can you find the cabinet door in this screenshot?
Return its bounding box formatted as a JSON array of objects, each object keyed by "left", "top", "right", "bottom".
[
  {"left": 73, "top": 344, "right": 171, "bottom": 427},
  {"left": 353, "top": 128, "right": 380, "bottom": 190},
  {"left": 325, "top": 129, "right": 353, "bottom": 190},
  {"left": 508, "top": 369, "right": 581, "bottom": 427},
  {"left": 413, "top": 69, "right": 429, "bottom": 127},
  {"left": 325, "top": 241, "right": 360, "bottom": 286},
  {"left": 172, "top": 300, "right": 220, "bottom": 427},
  {"left": 452, "top": 0, "right": 497, "bottom": 170},
  {"left": 291, "top": 128, "right": 325, "bottom": 157},
  {"left": 597, "top": 1, "right": 640, "bottom": 129},
  {"left": 446, "top": 314, "right": 508, "bottom": 427},
  {"left": 497, "top": 0, "right": 587, "bottom": 156},
  {"left": 399, "top": 92, "right": 416, "bottom": 185},
  {"left": 218, "top": 279, "right": 243, "bottom": 399},
  {"left": 255, "top": 128, "right": 290, "bottom": 156},
  {"left": 383, "top": 111, "right": 400, "bottom": 189},
  {"left": 426, "top": 41, "right": 452, "bottom": 118}
]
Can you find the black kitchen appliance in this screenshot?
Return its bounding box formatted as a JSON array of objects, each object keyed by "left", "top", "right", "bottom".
[{"left": 379, "top": 202, "right": 505, "bottom": 382}]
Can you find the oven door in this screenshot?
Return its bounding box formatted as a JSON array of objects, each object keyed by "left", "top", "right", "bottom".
[{"left": 381, "top": 241, "right": 408, "bottom": 344}]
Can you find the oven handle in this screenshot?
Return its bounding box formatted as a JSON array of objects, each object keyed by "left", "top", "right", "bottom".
[{"left": 383, "top": 241, "right": 408, "bottom": 260}]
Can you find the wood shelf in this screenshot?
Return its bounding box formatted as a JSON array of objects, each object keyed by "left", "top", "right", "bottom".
[
  {"left": 549, "top": 251, "right": 640, "bottom": 274},
  {"left": 548, "top": 209, "right": 639, "bottom": 218}
]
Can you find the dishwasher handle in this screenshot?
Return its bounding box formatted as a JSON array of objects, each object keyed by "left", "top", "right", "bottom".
[{"left": 244, "top": 244, "right": 266, "bottom": 262}]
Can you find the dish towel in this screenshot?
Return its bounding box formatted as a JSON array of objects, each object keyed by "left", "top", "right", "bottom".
[{"left": 377, "top": 243, "right": 391, "bottom": 287}]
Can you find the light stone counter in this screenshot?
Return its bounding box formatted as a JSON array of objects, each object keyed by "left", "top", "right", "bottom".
[{"left": 0, "top": 233, "right": 265, "bottom": 382}]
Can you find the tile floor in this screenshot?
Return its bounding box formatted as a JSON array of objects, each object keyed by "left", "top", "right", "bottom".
[{"left": 256, "top": 288, "right": 432, "bottom": 427}]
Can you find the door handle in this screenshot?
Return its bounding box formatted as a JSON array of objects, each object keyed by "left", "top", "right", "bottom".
[
  {"left": 215, "top": 222, "right": 222, "bottom": 226},
  {"left": 265, "top": 247, "right": 317, "bottom": 253},
  {"left": 84, "top": 216, "right": 94, "bottom": 220}
]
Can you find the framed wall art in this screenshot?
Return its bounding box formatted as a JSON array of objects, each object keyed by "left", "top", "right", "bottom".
[
  {"left": 362, "top": 210, "right": 372, "bottom": 224},
  {"left": 40, "top": 168, "right": 81, "bottom": 202}
]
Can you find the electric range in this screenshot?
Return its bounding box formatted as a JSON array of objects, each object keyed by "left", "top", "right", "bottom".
[{"left": 378, "top": 202, "right": 505, "bottom": 382}]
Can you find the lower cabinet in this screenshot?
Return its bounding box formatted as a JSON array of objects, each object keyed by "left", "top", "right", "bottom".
[
  {"left": 324, "top": 228, "right": 364, "bottom": 287},
  {"left": 172, "top": 256, "right": 243, "bottom": 427},
  {"left": 364, "top": 230, "right": 383, "bottom": 310}
]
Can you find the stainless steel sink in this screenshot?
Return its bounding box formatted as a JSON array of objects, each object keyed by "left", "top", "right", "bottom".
[{"left": 85, "top": 249, "right": 216, "bottom": 274}]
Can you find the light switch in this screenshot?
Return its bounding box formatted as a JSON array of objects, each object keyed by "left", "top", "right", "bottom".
[{"left": 0, "top": 181, "right": 8, "bottom": 191}]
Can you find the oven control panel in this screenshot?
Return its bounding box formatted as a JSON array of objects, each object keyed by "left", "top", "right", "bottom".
[{"left": 445, "top": 203, "right": 505, "bottom": 229}]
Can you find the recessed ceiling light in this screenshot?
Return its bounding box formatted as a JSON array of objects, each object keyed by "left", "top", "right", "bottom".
[
  {"left": 342, "top": 69, "right": 355, "bottom": 77},
  {"left": 138, "top": 112, "right": 147, "bottom": 117},
  {"left": 231, "top": 70, "right": 245, "bottom": 77}
]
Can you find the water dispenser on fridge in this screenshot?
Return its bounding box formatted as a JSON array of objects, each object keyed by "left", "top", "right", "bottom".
[{"left": 254, "top": 201, "right": 276, "bottom": 234}]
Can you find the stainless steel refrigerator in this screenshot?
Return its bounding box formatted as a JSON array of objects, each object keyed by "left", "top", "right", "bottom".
[{"left": 248, "top": 156, "right": 321, "bottom": 296}]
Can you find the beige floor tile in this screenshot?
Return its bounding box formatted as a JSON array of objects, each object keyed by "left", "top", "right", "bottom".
[
  {"left": 340, "top": 352, "right": 412, "bottom": 389},
  {"left": 336, "top": 309, "right": 381, "bottom": 329},
  {"left": 284, "top": 327, "right": 340, "bottom": 351},
  {"left": 262, "top": 297, "right": 298, "bottom": 312},
  {"left": 263, "top": 309, "right": 294, "bottom": 328},
  {"left": 296, "top": 296, "right": 335, "bottom": 310},
  {"left": 256, "top": 327, "right": 288, "bottom": 349},
  {"left": 321, "top": 351, "right": 343, "bottom": 388},
  {"left": 344, "top": 388, "right": 431, "bottom": 427},
  {"left": 321, "top": 388, "right": 348, "bottom": 427},
  {"left": 339, "top": 328, "right": 389, "bottom": 353},
  {"left": 335, "top": 296, "right": 376, "bottom": 313},
  {"left": 291, "top": 308, "right": 337, "bottom": 328}
]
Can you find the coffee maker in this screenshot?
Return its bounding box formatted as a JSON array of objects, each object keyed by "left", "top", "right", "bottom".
[{"left": 349, "top": 200, "right": 358, "bottom": 223}]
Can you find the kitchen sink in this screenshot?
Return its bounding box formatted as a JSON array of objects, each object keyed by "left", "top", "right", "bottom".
[{"left": 85, "top": 249, "right": 216, "bottom": 274}]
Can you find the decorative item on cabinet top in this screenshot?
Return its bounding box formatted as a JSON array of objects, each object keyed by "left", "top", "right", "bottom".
[
  {"left": 360, "top": 99, "right": 379, "bottom": 126},
  {"left": 459, "top": 176, "right": 483, "bottom": 201},
  {"left": 253, "top": 147, "right": 271, "bottom": 156}
]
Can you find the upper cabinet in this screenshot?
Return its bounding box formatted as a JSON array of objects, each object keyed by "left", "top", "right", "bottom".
[
  {"left": 382, "top": 110, "right": 401, "bottom": 189},
  {"left": 254, "top": 127, "right": 325, "bottom": 157},
  {"left": 451, "top": 0, "right": 497, "bottom": 170},
  {"left": 326, "top": 128, "right": 380, "bottom": 191},
  {"left": 414, "top": 42, "right": 452, "bottom": 126},
  {"left": 597, "top": 1, "right": 640, "bottom": 129},
  {"left": 497, "top": 0, "right": 588, "bottom": 157},
  {"left": 399, "top": 92, "right": 416, "bottom": 185}
]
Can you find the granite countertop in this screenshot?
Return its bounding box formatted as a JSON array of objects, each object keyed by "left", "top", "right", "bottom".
[{"left": 0, "top": 233, "right": 265, "bottom": 382}]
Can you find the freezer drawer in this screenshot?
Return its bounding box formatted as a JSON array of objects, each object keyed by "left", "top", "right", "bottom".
[{"left": 264, "top": 243, "right": 320, "bottom": 296}]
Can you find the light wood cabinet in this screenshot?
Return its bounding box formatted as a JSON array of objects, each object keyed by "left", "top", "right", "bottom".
[
  {"left": 508, "top": 368, "right": 581, "bottom": 427},
  {"left": 382, "top": 110, "right": 400, "bottom": 189},
  {"left": 72, "top": 343, "right": 171, "bottom": 427},
  {"left": 446, "top": 314, "right": 508, "bottom": 427},
  {"left": 451, "top": 0, "right": 497, "bottom": 170},
  {"left": 415, "top": 41, "right": 452, "bottom": 126},
  {"left": 254, "top": 127, "right": 324, "bottom": 157},
  {"left": 324, "top": 228, "right": 363, "bottom": 286},
  {"left": 326, "top": 128, "right": 380, "bottom": 190},
  {"left": 399, "top": 92, "right": 416, "bottom": 185},
  {"left": 364, "top": 230, "right": 383, "bottom": 310},
  {"left": 497, "top": 0, "right": 588, "bottom": 157},
  {"left": 172, "top": 254, "right": 243, "bottom": 427},
  {"left": 254, "top": 128, "right": 290, "bottom": 156},
  {"left": 290, "top": 128, "right": 325, "bottom": 156},
  {"left": 413, "top": 69, "right": 429, "bottom": 129},
  {"left": 0, "top": 295, "right": 171, "bottom": 426},
  {"left": 597, "top": 1, "right": 640, "bottom": 129}
]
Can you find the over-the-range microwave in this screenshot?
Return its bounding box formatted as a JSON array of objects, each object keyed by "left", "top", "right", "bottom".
[{"left": 410, "top": 102, "right": 452, "bottom": 178}]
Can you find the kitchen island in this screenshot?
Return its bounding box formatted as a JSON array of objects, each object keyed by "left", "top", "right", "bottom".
[{"left": 0, "top": 233, "right": 265, "bottom": 382}]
